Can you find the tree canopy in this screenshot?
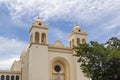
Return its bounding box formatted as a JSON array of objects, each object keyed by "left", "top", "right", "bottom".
[{"left": 74, "top": 37, "right": 120, "bottom": 80}]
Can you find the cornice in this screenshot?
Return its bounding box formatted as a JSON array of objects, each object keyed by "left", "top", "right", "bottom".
[
  {"left": 68, "top": 32, "right": 88, "bottom": 39},
  {"left": 29, "top": 43, "right": 48, "bottom": 48},
  {"left": 0, "top": 71, "right": 21, "bottom": 74},
  {"left": 48, "top": 49, "right": 73, "bottom": 54},
  {"left": 29, "top": 26, "right": 48, "bottom": 33},
  {"left": 48, "top": 46, "right": 72, "bottom": 51}
]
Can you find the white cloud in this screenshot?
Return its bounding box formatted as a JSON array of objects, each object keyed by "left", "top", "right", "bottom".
[
  {"left": 0, "top": 36, "right": 27, "bottom": 69},
  {"left": 0, "top": 36, "right": 26, "bottom": 55},
  {"left": 0, "top": 0, "right": 119, "bottom": 34},
  {"left": 0, "top": 0, "right": 10, "bottom": 3},
  {"left": 51, "top": 28, "right": 67, "bottom": 39},
  {"left": 0, "top": 0, "right": 119, "bottom": 41},
  {"left": 49, "top": 27, "right": 68, "bottom": 46},
  {"left": 102, "top": 13, "right": 120, "bottom": 30},
  {"left": 2, "top": 0, "right": 119, "bottom": 22},
  {"left": 0, "top": 57, "right": 19, "bottom": 70}
]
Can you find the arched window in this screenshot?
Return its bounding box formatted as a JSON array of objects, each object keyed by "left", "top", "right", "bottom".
[
  {"left": 16, "top": 76, "right": 19, "bottom": 80},
  {"left": 82, "top": 38, "right": 86, "bottom": 44},
  {"left": 76, "top": 38, "right": 80, "bottom": 46},
  {"left": 69, "top": 41, "right": 71, "bottom": 47},
  {"left": 72, "top": 39, "right": 74, "bottom": 46},
  {"left": 35, "top": 32, "right": 39, "bottom": 43},
  {"left": 1, "top": 75, "right": 4, "bottom": 80},
  {"left": 6, "top": 75, "right": 9, "bottom": 80},
  {"left": 51, "top": 57, "right": 70, "bottom": 80},
  {"left": 11, "top": 75, "right": 14, "bottom": 80},
  {"left": 30, "top": 33, "right": 33, "bottom": 43},
  {"left": 41, "top": 33, "right": 46, "bottom": 44}
]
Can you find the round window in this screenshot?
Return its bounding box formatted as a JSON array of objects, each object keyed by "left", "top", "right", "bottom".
[
  {"left": 39, "top": 23, "right": 41, "bottom": 25},
  {"left": 78, "top": 30, "right": 81, "bottom": 32},
  {"left": 54, "top": 65, "right": 61, "bottom": 72}
]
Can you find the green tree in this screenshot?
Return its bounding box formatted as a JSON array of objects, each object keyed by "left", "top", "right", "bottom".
[{"left": 74, "top": 37, "right": 120, "bottom": 80}]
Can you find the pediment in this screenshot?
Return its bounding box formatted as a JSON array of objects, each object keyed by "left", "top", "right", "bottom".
[{"left": 51, "top": 41, "right": 64, "bottom": 47}]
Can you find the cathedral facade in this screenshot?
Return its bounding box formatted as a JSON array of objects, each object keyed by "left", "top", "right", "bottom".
[{"left": 0, "top": 17, "right": 88, "bottom": 80}]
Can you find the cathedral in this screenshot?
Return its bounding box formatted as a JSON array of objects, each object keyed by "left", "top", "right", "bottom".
[{"left": 0, "top": 17, "right": 88, "bottom": 80}]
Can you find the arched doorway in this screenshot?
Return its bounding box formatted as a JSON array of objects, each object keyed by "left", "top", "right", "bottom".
[{"left": 50, "top": 57, "right": 70, "bottom": 80}]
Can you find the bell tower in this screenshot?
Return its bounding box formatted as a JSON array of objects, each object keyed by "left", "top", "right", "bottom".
[
  {"left": 29, "top": 16, "right": 48, "bottom": 45},
  {"left": 68, "top": 24, "right": 88, "bottom": 80},
  {"left": 28, "top": 16, "right": 49, "bottom": 80},
  {"left": 68, "top": 24, "right": 87, "bottom": 47}
]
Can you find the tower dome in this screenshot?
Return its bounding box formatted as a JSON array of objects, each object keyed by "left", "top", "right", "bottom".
[
  {"left": 73, "top": 24, "right": 81, "bottom": 32},
  {"left": 33, "top": 16, "right": 43, "bottom": 26},
  {"left": 34, "top": 16, "right": 42, "bottom": 23}
]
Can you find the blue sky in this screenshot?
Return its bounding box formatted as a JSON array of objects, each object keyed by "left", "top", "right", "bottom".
[{"left": 0, "top": 0, "right": 120, "bottom": 69}]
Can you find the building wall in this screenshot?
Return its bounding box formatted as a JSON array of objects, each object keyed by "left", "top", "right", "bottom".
[
  {"left": 29, "top": 44, "right": 49, "bottom": 80},
  {"left": 20, "top": 51, "right": 29, "bottom": 80},
  {"left": 48, "top": 50, "right": 76, "bottom": 80},
  {"left": 0, "top": 71, "right": 21, "bottom": 80},
  {"left": 48, "top": 46, "right": 89, "bottom": 80},
  {"left": 75, "top": 57, "right": 89, "bottom": 80},
  {"left": 11, "top": 61, "right": 21, "bottom": 71}
]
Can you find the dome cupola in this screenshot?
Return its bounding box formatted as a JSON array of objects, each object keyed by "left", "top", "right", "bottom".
[
  {"left": 32, "top": 16, "right": 43, "bottom": 26},
  {"left": 72, "top": 24, "right": 81, "bottom": 32}
]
